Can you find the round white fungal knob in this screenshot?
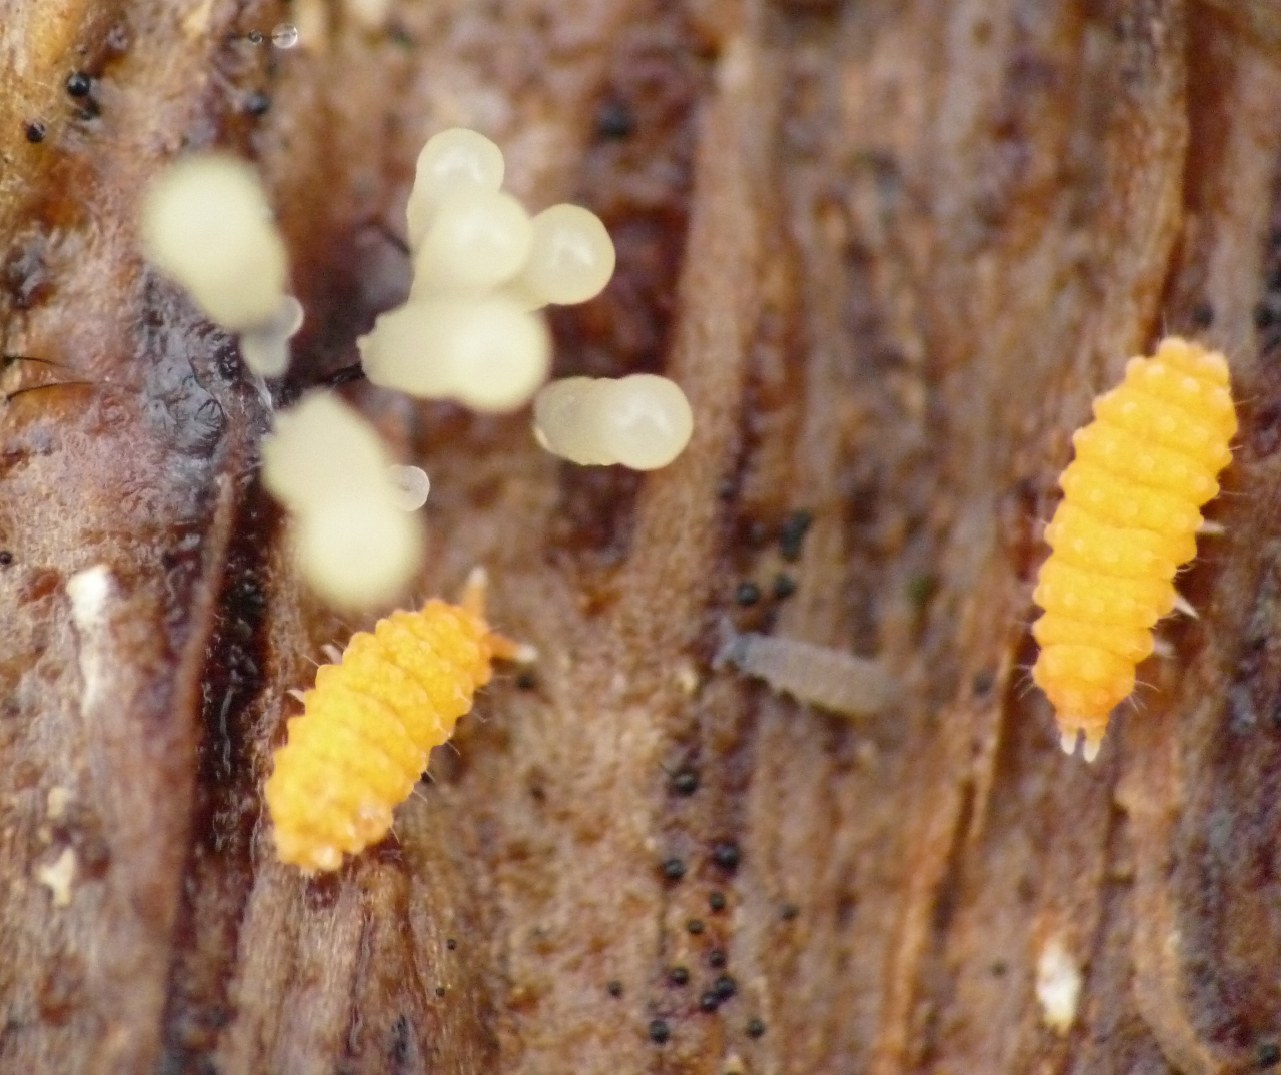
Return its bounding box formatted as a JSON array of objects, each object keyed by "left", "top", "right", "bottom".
[
  {"left": 517, "top": 204, "right": 616, "bottom": 306},
  {"left": 411, "top": 189, "right": 532, "bottom": 295},
  {"left": 293, "top": 492, "right": 425, "bottom": 609},
  {"left": 358, "top": 296, "right": 551, "bottom": 412},
  {"left": 140, "top": 154, "right": 288, "bottom": 332},
  {"left": 406, "top": 128, "right": 505, "bottom": 251},
  {"left": 532, "top": 374, "right": 694, "bottom": 470},
  {"left": 531, "top": 377, "right": 614, "bottom": 464},
  {"left": 388, "top": 464, "right": 431, "bottom": 510},
  {"left": 596, "top": 374, "right": 694, "bottom": 469},
  {"left": 261, "top": 391, "right": 394, "bottom": 511}
]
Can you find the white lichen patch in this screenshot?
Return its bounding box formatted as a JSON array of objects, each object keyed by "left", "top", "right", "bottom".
[
  {"left": 46, "top": 786, "right": 72, "bottom": 822},
  {"left": 36, "top": 847, "right": 77, "bottom": 908},
  {"left": 1035, "top": 935, "right": 1083, "bottom": 1035},
  {"left": 66, "top": 565, "right": 114, "bottom": 711}
]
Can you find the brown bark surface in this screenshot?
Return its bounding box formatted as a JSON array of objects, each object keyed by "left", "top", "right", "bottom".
[{"left": 3, "top": 1, "right": 1281, "bottom": 1072}]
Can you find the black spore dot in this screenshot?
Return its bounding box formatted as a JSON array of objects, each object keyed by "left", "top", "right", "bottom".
[
  {"left": 708, "top": 948, "right": 727, "bottom": 969},
  {"left": 24, "top": 121, "right": 46, "bottom": 143},
  {"left": 971, "top": 670, "right": 995, "bottom": 696},
  {"left": 772, "top": 573, "right": 797, "bottom": 600},
  {"left": 711, "top": 840, "right": 741, "bottom": 871},
  {"left": 661, "top": 857, "right": 687, "bottom": 882},
  {"left": 668, "top": 965, "right": 690, "bottom": 986},
  {"left": 434, "top": 986, "right": 447, "bottom": 998},
  {"left": 709, "top": 891, "right": 727, "bottom": 912},
  {"left": 713, "top": 974, "right": 737, "bottom": 1000},
  {"left": 778, "top": 509, "right": 814, "bottom": 562},
  {"left": 734, "top": 581, "right": 760, "bottom": 607},
  {"left": 0, "top": 551, "right": 12, "bottom": 567},
  {"left": 648, "top": 1019, "right": 671, "bottom": 1045},
  {"left": 65, "top": 72, "right": 92, "bottom": 97},
  {"left": 594, "top": 98, "right": 635, "bottom": 140},
  {"left": 746, "top": 1016, "right": 766, "bottom": 1039},
  {"left": 670, "top": 767, "right": 699, "bottom": 797},
  {"left": 780, "top": 902, "right": 800, "bottom": 921},
  {"left": 1257, "top": 1042, "right": 1281, "bottom": 1069},
  {"left": 244, "top": 91, "right": 271, "bottom": 116},
  {"left": 606, "top": 980, "right": 623, "bottom": 998},
  {"left": 1189, "top": 302, "right": 1215, "bottom": 329},
  {"left": 445, "top": 938, "right": 457, "bottom": 951},
  {"left": 699, "top": 991, "right": 721, "bottom": 1012},
  {"left": 687, "top": 918, "right": 705, "bottom": 935},
  {"left": 516, "top": 669, "right": 538, "bottom": 690}
]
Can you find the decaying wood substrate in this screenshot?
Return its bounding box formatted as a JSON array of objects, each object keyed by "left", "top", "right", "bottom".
[{"left": 3, "top": 1, "right": 1281, "bottom": 1072}]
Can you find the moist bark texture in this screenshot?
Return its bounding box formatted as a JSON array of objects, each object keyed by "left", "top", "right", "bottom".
[{"left": 2, "top": 1, "right": 1281, "bottom": 1073}]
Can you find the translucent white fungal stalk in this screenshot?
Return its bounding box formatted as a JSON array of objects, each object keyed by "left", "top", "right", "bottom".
[
  {"left": 140, "top": 154, "right": 288, "bottom": 331},
  {"left": 532, "top": 374, "right": 694, "bottom": 470},
  {"left": 238, "top": 295, "right": 304, "bottom": 377}
]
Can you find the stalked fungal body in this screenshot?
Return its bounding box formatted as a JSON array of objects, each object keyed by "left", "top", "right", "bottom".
[
  {"left": 265, "top": 570, "right": 527, "bottom": 873},
  {"left": 1031, "top": 336, "right": 1236, "bottom": 761}
]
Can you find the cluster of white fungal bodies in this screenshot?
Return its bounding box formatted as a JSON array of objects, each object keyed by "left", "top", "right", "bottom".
[
  {"left": 357, "top": 128, "right": 620, "bottom": 413},
  {"left": 361, "top": 127, "right": 694, "bottom": 467},
  {"left": 260, "top": 392, "right": 426, "bottom": 608},
  {"left": 139, "top": 155, "right": 302, "bottom": 378},
  {"left": 139, "top": 128, "right": 696, "bottom": 610}
]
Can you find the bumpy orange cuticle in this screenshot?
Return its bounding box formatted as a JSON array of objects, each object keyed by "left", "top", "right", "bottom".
[{"left": 1031, "top": 337, "right": 1236, "bottom": 762}]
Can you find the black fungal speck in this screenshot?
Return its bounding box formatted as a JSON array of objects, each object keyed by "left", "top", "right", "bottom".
[
  {"left": 746, "top": 1017, "right": 766, "bottom": 1038},
  {"left": 670, "top": 767, "right": 699, "bottom": 796},
  {"left": 595, "top": 98, "right": 635, "bottom": 140},
  {"left": 0, "top": 551, "right": 12, "bottom": 567},
  {"left": 699, "top": 991, "right": 721, "bottom": 1012},
  {"left": 606, "top": 980, "right": 623, "bottom": 998},
  {"left": 245, "top": 91, "right": 271, "bottom": 116},
  {"left": 778, "top": 509, "right": 814, "bottom": 562},
  {"left": 648, "top": 1019, "right": 671, "bottom": 1045},
  {"left": 661, "top": 857, "right": 687, "bottom": 882},
  {"left": 1257, "top": 1042, "right": 1281, "bottom": 1069},
  {"left": 65, "top": 72, "right": 92, "bottom": 97},
  {"left": 709, "top": 891, "right": 727, "bottom": 912},
  {"left": 24, "top": 121, "right": 46, "bottom": 143},
  {"left": 668, "top": 966, "right": 690, "bottom": 986},
  {"left": 780, "top": 903, "right": 799, "bottom": 921},
  {"left": 708, "top": 948, "right": 727, "bottom": 969},
  {"left": 445, "top": 938, "right": 457, "bottom": 951},
  {"left": 711, "top": 840, "right": 741, "bottom": 871},
  {"left": 734, "top": 582, "right": 760, "bottom": 606},
  {"left": 713, "top": 974, "right": 737, "bottom": 1000},
  {"left": 687, "top": 918, "right": 705, "bottom": 935},
  {"left": 772, "top": 573, "right": 797, "bottom": 600}
]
